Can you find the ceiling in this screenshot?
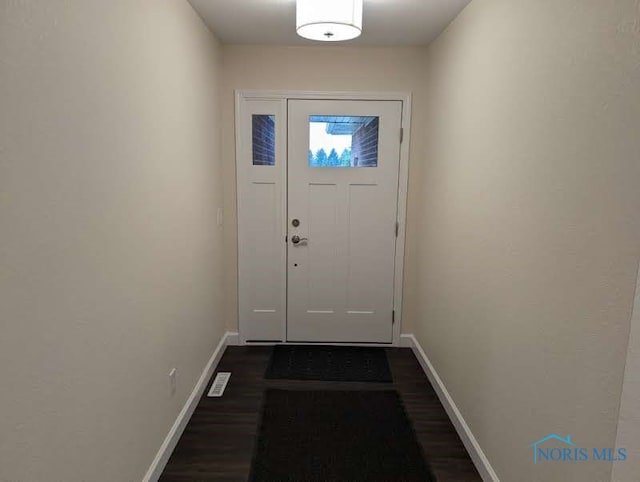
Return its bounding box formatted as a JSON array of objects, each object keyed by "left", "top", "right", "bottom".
[{"left": 188, "top": 0, "right": 472, "bottom": 46}]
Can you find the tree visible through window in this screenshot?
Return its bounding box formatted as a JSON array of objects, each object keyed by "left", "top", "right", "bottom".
[{"left": 308, "top": 116, "right": 378, "bottom": 168}]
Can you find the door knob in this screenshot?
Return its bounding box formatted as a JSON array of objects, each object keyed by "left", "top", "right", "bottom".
[{"left": 291, "top": 235, "right": 308, "bottom": 245}]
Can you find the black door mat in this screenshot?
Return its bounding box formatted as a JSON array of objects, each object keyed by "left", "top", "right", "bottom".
[
  {"left": 249, "top": 389, "right": 435, "bottom": 482},
  {"left": 264, "top": 344, "right": 393, "bottom": 382}
]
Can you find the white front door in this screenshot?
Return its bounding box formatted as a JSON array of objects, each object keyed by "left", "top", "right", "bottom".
[{"left": 286, "top": 100, "right": 402, "bottom": 343}]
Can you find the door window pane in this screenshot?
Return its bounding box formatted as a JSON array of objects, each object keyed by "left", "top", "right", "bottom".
[
  {"left": 252, "top": 115, "right": 276, "bottom": 166},
  {"left": 309, "top": 116, "right": 379, "bottom": 167}
]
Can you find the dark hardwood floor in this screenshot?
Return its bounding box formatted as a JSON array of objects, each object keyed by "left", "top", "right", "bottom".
[{"left": 160, "top": 346, "right": 481, "bottom": 481}]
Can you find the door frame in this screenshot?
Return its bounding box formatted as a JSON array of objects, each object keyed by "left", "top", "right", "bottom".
[{"left": 235, "top": 90, "right": 412, "bottom": 346}]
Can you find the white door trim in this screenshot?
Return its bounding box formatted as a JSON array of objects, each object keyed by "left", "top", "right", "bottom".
[{"left": 235, "top": 90, "right": 412, "bottom": 347}]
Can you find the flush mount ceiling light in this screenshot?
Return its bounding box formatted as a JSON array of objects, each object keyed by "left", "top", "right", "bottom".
[{"left": 296, "top": 0, "right": 364, "bottom": 42}]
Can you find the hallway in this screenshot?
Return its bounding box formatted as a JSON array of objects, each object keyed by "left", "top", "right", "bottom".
[{"left": 2, "top": 1, "right": 640, "bottom": 481}]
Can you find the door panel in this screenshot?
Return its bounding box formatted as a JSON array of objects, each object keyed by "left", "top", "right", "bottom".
[
  {"left": 307, "top": 183, "right": 339, "bottom": 311},
  {"left": 237, "top": 99, "right": 287, "bottom": 342},
  {"left": 287, "top": 100, "right": 402, "bottom": 343}
]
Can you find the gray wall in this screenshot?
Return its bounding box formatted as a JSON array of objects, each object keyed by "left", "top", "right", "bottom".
[
  {"left": 613, "top": 261, "right": 640, "bottom": 482},
  {"left": 0, "top": 1, "right": 225, "bottom": 480},
  {"left": 412, "top": 0, "right": 640, "bottom": 480}
]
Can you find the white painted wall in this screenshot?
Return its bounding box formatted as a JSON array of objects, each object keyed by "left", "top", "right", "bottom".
[
  {"left": 413, "top": 1, "right": 640, "bottom": 481},
  {"left": 220, "top": 45, "right": 427, "bottom": 335},
  {"left": 613, "top": 262, "right": 640, "bottom": 482},
  {"left": 0, "top": 1, "right": 225, "bottom": 481}
]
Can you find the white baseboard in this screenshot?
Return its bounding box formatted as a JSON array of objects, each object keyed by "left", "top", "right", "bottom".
[
  {"left": 225, "top": 331, "right": 240, "bottom": 346},
  {"left": 400, "top": 334, "right": 500, "bottom": 482},
  {"left": 142, "top": 331, "right": 236, "bottom": 482},
  {"left": 399, "top": 333, "right": 415, "bottom": 348}
]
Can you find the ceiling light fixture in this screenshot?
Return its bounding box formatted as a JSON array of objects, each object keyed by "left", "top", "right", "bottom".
[{"left": 296, "top": 0, "right": 364, "bottom": 42}]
